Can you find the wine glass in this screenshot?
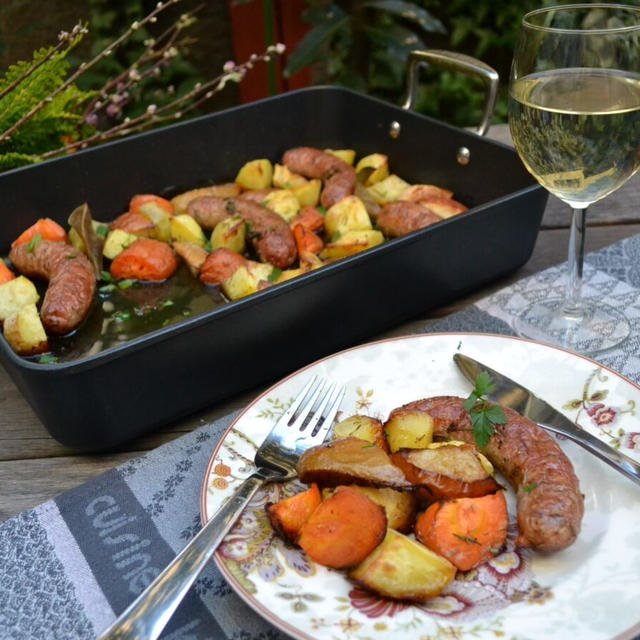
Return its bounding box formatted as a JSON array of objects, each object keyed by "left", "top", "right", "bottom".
[{"left": 508, "top": 3, "right": 640, "bottom": 354}]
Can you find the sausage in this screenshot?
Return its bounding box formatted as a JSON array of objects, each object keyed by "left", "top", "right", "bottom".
[
  {"left": 237, "top": 188, "right": 277, "bottom": 203},
  {"left": 376, "top": 201, "right": 442, "bottom": 237},
  {"left": 9, "top": 240, "right": 96, "bottom": 335},
  {"left": 388, "top": 396, "right": 584, "bottom": 552},
  {"left": 281, "top": 147, "right": 355, "bottom": 208},
  {"left": 187, "top": 197, "right": 297, "bottom": 269},
  {"left": 187, "top": 196, "right": 233, "bottom": 230}
]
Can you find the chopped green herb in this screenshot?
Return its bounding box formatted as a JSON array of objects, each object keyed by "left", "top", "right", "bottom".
[
  {"left": 489, "top": 547, "right": 501, "bottom": 554},
  {"left": 113, "top": 310, "right": 131, "bottom": 322},
  {"left": 267, "top": 267, "right": 282, "bottom": 282},
  {"left": 330, "top": 231, "right": 341, "bottom": 242},
  {"left": 204, "top": 239, "right": 212, "bottom": 252},
  {"left": 317, "top": 206, "right": 327, "bottom": 215},
  {"left": 457, "top": 340, "right": 462, "bottom": 350},
  {"left": 462, "top": 371, "right": 506, "bottom": 448},
  {"left": 100, "top": 270, "right": 114, "bottom": 283},
  {"left": 244, "top": 221, "right": 252, "bottom": 233},
  {"left": 117, "top": 279, "right": 135, "bottom": 289},
  {"left": 38, "top": 354, "right": 58, "bottom": 364},
  {"left": 361, "top": 442, "right": 377, "bottom": 449},
  {"left": 159, "top": 299, "right": 174, "bottom": 308},
  {"left": 95, "top": 224, "right": 109, "bottom": 237},
  {"left": 182, "top": 310, "right": 191, "bottom": 316},
  {"left": 26, "top": 233, "right": 42, "bottom": 253},
  {"left": 99, "top": 283, "right": 116, "bottom": 293},
  {"left": 523, "top": 481, "right": 537, "bottom": 493},
  {"left": 65, "top": 253, "right": 77, "bottom": 260}
]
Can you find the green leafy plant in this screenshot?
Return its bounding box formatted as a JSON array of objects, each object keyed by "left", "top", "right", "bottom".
[
  {"left": 0, "top": 0, "right": 284, "bottom": 172},
  {"left": 285, "top": 1, "right": 446, "bottom": 98},
  {"left": 285, "top": 0, "right": 561, "bottom": 127},
  {"left": 462, "top": 371, "right": 506, "bottom": 448}
]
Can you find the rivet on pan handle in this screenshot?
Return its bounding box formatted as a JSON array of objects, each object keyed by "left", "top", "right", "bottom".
[{"left": 401, "top": 49, "right": 499, "bottom": 137}]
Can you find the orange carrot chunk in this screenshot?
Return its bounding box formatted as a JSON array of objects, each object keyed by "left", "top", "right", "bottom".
[
  {"left": 199, "top": 248, "right": 247, "bottom": 285},
  {"left": 414, "top": 492, "right": 508, "bottom": 572},
  {"left": 291, "top": 221, "right": 324, "bottom": 255},
  {"left": 266, "top": 483, "right": 322, "bottom": 543},
  {"left": 11, "top": 218, "right": 67, "bottom": 248},
  {"left": 297, "top": 485, "right": 387, "bottom": 569},
  {"left": 296, "top": 205, "right": 325, "bottom": 232},
  {"left": 110, "top": 237, "right": 178, "bottom": 281},
  {"left": 0, "top": 259, "right": 15, "bottom": 284},
  {"left": 129, "top": 194, "right": 174, "bottom": 216}
]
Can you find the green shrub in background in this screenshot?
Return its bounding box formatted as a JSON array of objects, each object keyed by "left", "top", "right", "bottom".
[{"left": 285, "top": 0, "right": 559, "bottom": 127}]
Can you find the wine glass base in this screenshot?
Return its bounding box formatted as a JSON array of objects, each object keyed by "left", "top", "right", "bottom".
[{"left": 513, "top": 297, "right": 630, "bottom": 355}]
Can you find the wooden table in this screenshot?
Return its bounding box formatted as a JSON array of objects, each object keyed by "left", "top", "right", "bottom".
[{"left": 2, "top": 125, "right": 639, "bottom": 522}]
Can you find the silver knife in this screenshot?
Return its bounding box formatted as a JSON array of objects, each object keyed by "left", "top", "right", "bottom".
[{"left": 453, "top": 352, "right": 640, "bottom": 488}]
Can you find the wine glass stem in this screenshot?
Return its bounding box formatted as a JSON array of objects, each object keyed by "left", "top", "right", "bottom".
[{"left": 563, "top": 206, "right": 587, "bottom": 316}]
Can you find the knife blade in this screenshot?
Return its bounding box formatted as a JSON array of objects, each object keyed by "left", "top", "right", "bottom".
[{"left": 453, "top": 352, "right": 640, "bottom": 487}]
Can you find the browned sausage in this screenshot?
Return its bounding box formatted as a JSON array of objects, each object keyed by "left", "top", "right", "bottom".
[
  {"left": 388, "top": 396, "right": 584, "bottom": 552},
  {"left": 187, "top": 196, "right": 232, "bottom": 230},
  {"left": 188, "top": 197, "right": 297, "bottom": 269},
  {"left": 237, "top": 188, "right": 277, "bottom": 203},
  {"left": 9, "top": 240, "right": 96, "bottom": 335},
  {"left": 376, "top": 201, "right": 442, "bottom": 237},
  {"left": 281, "top": 147, "right": 355, "bottom": 208}
]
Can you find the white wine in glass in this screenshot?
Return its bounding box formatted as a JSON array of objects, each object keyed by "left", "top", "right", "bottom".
[{"left": 508, "top": 3, "right": 640, "bottom": 354}]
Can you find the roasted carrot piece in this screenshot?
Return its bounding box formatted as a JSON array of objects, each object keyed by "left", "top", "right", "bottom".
[
  {"left": 414, "top": 492, "right": 508, "bottom": 572},
  {"left": 129, "top": 194, "right": 174, "bottom": 216},
  {"left": 296, "top": 205, "right": 324, "bottom": 232},
  {"left": 11, "top": 218, "right": 67, "bottom": 248},
  {"left": 199, "top": 248, "right": 247, "bottom": 285},
  {"left": 109, "top": 237, "right": 178, "bottom": 281},
  {"left": 297, "top": 485, "right": 387, "bottom": 569},
  {"left": 266, "top": 483, "right": 322, "bottom": 543},
  {"left": 0, "top": 259, "right": 15, "bottom": 284},
  {"left": 291, "top": 221, "right": 323, "bottom": 255}
]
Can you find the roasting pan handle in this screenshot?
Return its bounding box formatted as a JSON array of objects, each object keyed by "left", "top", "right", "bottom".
[{"left": 402, "top": 49, "right": 499, "bottom": 137}]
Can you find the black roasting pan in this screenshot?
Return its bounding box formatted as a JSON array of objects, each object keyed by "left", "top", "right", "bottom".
[{"left": 0, "top": 86, "right": 547, "bottom": 451}]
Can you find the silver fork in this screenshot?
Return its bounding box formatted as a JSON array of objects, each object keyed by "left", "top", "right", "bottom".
[{"left": 97, "top": 376, "right": 345, "bottom": 640}]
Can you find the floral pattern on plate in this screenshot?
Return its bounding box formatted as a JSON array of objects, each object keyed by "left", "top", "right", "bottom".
[{"left": 201, "top": 333, "right": 640, "bottom": 640}]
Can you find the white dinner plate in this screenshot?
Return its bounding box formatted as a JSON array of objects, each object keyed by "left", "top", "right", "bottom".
[{"left": 200, "top": 332, "right": 640, "bottom": 640}]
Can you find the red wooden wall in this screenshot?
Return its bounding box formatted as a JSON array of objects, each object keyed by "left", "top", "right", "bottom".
[{"left": 228, "top": 0, "right": 311, "bottom": 103}]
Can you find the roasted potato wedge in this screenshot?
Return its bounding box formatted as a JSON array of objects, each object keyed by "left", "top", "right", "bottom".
[
  {"left": 272, "top": 163, "right": 307, "bottom": 189},
  {"left": 350, "top": 485, "right": 417, "bottom": 533},
  {"left": 292, "top": 179, "right": 321, "bottom": 207},
  {"left": 0, "top": 275, "right": 40, "bottom": 322},
  {"left": 3, "top": 302, "right": 48, "bottom": 355},
  {"left": 172, "top": 241, "right": 208, "bottom": 277},
  {"left": 235, "top": 158, "right": 273, "bottom": 190},
  {"left": 103, "top": 228, "right": 137, "bottom": 260},
  {"left": 324, "top": 195, "right": 372, "bottom": 237},
  {"left": 170, "top": 183, "right": 240, "bottom": 214},
  {"left": 319, "top": 230, "right": 383, "bottom": 260},
  {"left": 367, "top": 174, "right": 411, "bottom": 204},
  {"left": 170, "top": 214, "right": 207, "bottom": 247},
  {"left": 391, "top": 443, "right": 501, "bottom": 500},
  {"left": 332, "top": 414, "right": 388, "bottom": 451},
  {"left": 297, "top": 436, "right": 411, "bottom": 488},
  {"left": 355, "top": 153, "right": 389, "bottom": 186},
  {"left": 419, "top": 196, "right": 467, "bottom": 219},
  {"left": 324, "top": 148, "right": 356, "bottom": 165},
  {"left": 384, "top": 409, "right": 434, "bottom": 453},
  {"left": 400, "top": 184, "right": 453, "bottom": 201},
  {"left": 210, "top": 215, "right": 246, "bottom": 253},
  {"left": 137, "top": 201, "right": 171, "bottom": 242},
  {"left": 349, "top": 528, "right": 456, "bottom": 601},
  {"left": 262, "top": 189, "right": 300, "bottom": 222}
]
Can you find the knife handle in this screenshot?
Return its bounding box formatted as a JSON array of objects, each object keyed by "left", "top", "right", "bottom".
[{"left": 540, "top": 422, "right": 640, "bottom": 488}]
